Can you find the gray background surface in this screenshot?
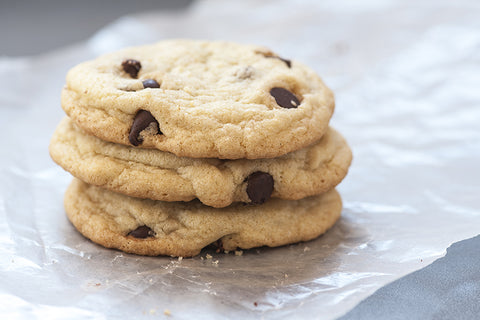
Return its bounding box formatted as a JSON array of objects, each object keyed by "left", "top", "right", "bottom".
[
  {"left": 1, "top": 1, "right": 478, "bottom": 319},
  {"left": 340, "top": 235, "right": 480, "bottom": 320},
  {"left": 0, "top": 0, "right": 193, "bottom": 56}
]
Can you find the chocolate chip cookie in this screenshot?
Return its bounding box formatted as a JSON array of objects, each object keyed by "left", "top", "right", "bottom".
[
  {"left": 50, "top": 117, "right": 352, "bottom": 208},
  {"left": 65, "top": 179, "right": 342, "bottom": 257},
  {"left": 62, "top": 40, "right": 335, "bottom": 159}
]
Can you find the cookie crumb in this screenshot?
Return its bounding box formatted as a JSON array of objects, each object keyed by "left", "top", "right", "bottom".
[
  {"left": 235, "top": 250, "right": 243, "bottom": 256},
  {"left": 224, "top": 250, "right": 230, "bottom": 254},
  {"left": 303, "top": 246, "right": 311, "bottom": 252},
  {"left": 149, "top": 278, "right": 153, "bottom": 283},
  {"left": 164, "top": 309, "right": 171, "bottom": 316},
  {"left": 284, "top": 274, "right": 288, "bottom": 279},
  {"left": 200, "top": 256, "right": 204, "bottom": 261},
  {"left": 206, "top": 254, "right": 213, "bottom": 259},
  {"left": 149, "top": 308, "right": 156, "bottom": 315},
  {"left": 213, "top": 260, "right": 219, "bottom": 266},
  {"left": 178, "top": 256, "right": 183, "bottom": 262}
]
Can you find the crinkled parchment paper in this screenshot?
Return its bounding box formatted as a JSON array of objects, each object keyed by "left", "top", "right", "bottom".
[{"left": 1, "top": 0, "right": 479, "bottom": 318}]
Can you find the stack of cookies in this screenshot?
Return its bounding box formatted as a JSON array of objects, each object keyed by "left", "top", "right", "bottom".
[{"left": 49, "top": 40, "right": 352, "bottom": 257}]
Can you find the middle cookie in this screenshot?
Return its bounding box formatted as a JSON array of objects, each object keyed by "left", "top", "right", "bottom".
[{"left": 50, "top": 118, "right": 352, "bottom": 208}]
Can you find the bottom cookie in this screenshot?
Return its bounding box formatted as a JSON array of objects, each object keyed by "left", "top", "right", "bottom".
[{"left": 65, "top": 179, "right": 342, "bottom": 257}]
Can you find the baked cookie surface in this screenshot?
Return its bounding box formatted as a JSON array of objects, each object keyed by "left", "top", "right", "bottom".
[
  {"left": 65, "top": 179, "right": 342, "bottom": 257},
  {"left": 50, "top": 117, "right": 352, "bottom": 208},
  {"left": 62, "top": 40, "right": 335, "bottom": 159}
]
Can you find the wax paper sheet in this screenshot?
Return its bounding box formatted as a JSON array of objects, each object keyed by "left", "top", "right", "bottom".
[{"left": 1, "top": 0, "right": 479, "bottom": 319}]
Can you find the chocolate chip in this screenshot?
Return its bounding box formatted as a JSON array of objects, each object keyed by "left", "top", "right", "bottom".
[
  {"left": 257, "top": 51, "right": 291, "bottom": 68},
  {"left": 128, "top": 110, "right": 161, "bottom": 146},
  {"left": 122, "top": 59, "right": 141, "bottom": 78},
  {"left": 267, "top": 56, "right": 291, "bottom": 68},
  {"left": 270, "top": 87, "right": 300, "bottom": 109},
  {"left": 214, "top": 239, "right": 225, "bottom": 253},
  {"left": 128, "top": 225, "right": 155, "bottom": 239},
  {"left": 142, "top": 79, "right": 160, "bottom": 89},
  {"left": 246, "top": 172, "right": 274, "bottom": 204}
]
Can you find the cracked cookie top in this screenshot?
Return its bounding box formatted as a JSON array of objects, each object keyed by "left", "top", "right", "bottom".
[{"left": 62, "top": 40, "right": 335, "bottom": 159}]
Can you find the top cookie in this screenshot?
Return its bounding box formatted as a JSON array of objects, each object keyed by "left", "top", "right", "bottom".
[{"left": 62, "top": 40, "right": 335, "bottom": 159}]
